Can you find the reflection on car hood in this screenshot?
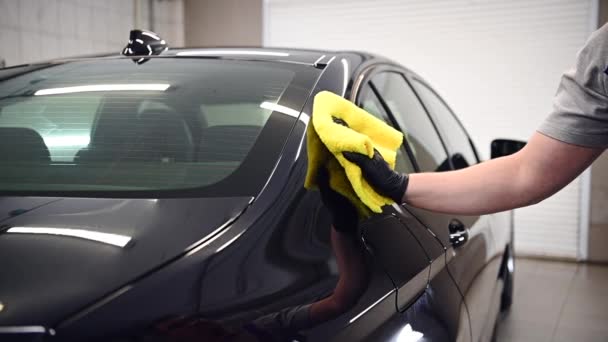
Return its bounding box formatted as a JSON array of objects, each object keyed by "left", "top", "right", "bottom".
[
  {"left": 0, "top": 196, "right": 251, "bottom": 326},
  {"left": 0, "top": 197, "right": 61, "bottom": 222}
]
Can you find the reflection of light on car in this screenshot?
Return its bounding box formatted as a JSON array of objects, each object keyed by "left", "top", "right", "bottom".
[
  {"left": 6, "top": 227, "right": 132, "bottom": 247},
  {"left": 0, "top": 326, "right": 50, "bottom": 334},
  {"left": 260, "top": 101, "right": 310, "bottom": 125},
  {"left": 141, "top": 31, "right": 162, "bottom": 41},
  {"left": 341, "top": 58, "right": 349, "bottom": 97},
  {"left": 349, "top": 290, "right": 395, "bottom": 323},
  {"left": 259, "top": 101, "right": 309, "bottom": 125},
  {"left": 176, "top": 50, "right": 289, "bottom": 57},
  {"left": 43, "top": 135, "right": 90, "bottom": 147},
  {"left": 215, "top": 231, "right": 245, "bottom": 253},
  {"left": 34, "top": 84, "right": 170, "bottom": 96},
  {"left": 395, "top": 324, "right": 424, "bottom": 342},
  {"left": 508, "top": 257, "right": 514, "bottom": 272},
  {"left": 259, "top": 101, "right": 300, "bottom": 118}
]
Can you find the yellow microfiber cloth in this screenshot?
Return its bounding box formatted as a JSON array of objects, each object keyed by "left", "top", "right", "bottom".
[{"left": 304, "top": 91, "right": 404, "bottom": 216}]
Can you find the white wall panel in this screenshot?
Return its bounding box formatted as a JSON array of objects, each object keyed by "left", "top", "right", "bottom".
[{"left": 266, "top": 0, "right": 595, "bottom": 258}]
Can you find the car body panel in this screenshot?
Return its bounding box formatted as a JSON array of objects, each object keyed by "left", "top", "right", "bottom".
[{"left": 0, "top": 196, "right": 251, "bottom": 326}]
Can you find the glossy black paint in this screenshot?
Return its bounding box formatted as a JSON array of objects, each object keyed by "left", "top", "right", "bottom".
[
  {"left": 0, "top": 48, "right": 513, "bottom": 342},
  {"left": 0, "top": 197, "right": 251, "bottom": 325}
]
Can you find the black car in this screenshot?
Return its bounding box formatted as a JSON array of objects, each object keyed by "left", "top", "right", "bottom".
[{"left": 0, "top": 33, "right": 516, "bottom": 342}]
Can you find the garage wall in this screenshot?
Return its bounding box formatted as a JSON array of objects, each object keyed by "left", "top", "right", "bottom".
[
  {"left": 0, "top": 0, "right": 184, "bottom": 67},
  {"left": 184, "top": 0, "right": 262, "bottom": 47},
  {"left": 602, "top": 0, "right": 608, "bottom": 23},
  {"left": 265, "top": 0, "right": 597, "bottom": 259}
]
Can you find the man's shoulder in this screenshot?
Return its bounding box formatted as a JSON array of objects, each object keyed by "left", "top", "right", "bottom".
[
  {"left": 585, "top": 24, "right": 608, "bottom": 59},
  {"left": 593, "top": 23, "right": 608, "bottom": 37},
  {"left": 538, "top": 24, "right": 608, "bottom": 149},
  {"left": 576, "top": 24, "right": 608, "bottom": 91}
]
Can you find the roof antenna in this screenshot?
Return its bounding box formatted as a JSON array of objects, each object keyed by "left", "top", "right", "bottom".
[{"left": 122, "top": 29, "right": 168, "bottom": 65}]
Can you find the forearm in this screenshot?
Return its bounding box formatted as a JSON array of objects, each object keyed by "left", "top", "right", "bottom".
[
  {"left": 403, "top": 133, "right": 603, "bottom": 216},
  {"left": 404, "top": 155, "right": 527, "bottom": 215}
]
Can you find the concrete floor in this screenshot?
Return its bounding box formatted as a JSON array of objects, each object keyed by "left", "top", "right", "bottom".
[{"left": 495, "top": 258, "right": 608, "bottom": 342}]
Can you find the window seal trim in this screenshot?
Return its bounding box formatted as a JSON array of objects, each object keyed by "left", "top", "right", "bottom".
[
  {"left": 352, "top": 64, "right": 452, "bottom": 172},
  {"left": 368, "top": 81, "right": 420, "bottom": 173},
  {"left": 408, "top": 76, "right": 481, "bottom": 165}
]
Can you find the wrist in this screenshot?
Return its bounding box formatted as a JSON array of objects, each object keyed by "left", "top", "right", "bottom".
[
  {"left": 385, "top": 172, "right": 409, "bottom": 204},
  {"left": 400, "top": 173, "right": 416, "bottom": 204},
  {"left": 399, "top": 173, "right": 409, "bottom": 203}
]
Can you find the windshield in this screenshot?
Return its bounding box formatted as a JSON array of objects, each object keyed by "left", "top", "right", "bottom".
[{"left": 0, "top": 58, "right": 315, "bottom": 197}]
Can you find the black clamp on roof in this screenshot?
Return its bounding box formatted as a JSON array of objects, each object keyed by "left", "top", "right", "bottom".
[{"left": 122, "top": 30, "right": 168, "bottom": 64}]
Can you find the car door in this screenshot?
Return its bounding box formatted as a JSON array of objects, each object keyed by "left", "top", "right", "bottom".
[
  {"left": 408, "top": 77, "right": 503, "bottom": 342},
  {"left": 351, "top": 72, "right": 472, "bottom": 342}
]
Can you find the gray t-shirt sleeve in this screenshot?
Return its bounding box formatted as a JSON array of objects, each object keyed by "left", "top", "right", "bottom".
[{"left": 538, "top": 24, "right": 608, "bottom": 148}]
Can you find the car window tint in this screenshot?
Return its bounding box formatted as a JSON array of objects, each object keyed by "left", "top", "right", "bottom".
[
  {"left": 411, "top": 80, "right": 478, "bottom": 169},
  {"left": 200, "top": 103, "right": 271, "bottom": 127},
  {"left": 371, "top": 72, "right": 448, "bottom": 172},
  {"left": 358, "top": 84, "right": 415, "bottom": 174},
  {"left": 0, "top": 95, "right": 101, "bottom": 162}
]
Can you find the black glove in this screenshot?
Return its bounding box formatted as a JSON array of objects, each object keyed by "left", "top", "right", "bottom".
[
  {"left": 343, "top": 149, "right": 409, "bottom": 203},
  {"left": 317, "top": 166, "right": 358, "bottom": 233}
]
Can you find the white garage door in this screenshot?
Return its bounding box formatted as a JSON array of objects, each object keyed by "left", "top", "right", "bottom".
[{"left": 265, "top": 0, "right": 598, "bottom": 259}]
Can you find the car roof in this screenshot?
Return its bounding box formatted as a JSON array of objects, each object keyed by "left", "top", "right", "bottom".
[
  {"left": 3, "top": 47, "right": 394, "bottom": 71},
  {"left": 164, "top": 47, "right": 346, "bottom": 67},
  {"left": 161, "top": 47, "right": 381, "bottom": 64}
]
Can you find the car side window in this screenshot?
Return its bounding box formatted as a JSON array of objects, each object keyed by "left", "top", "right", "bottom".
[
  {"left": 411, "top": 80, "right": 478, "bottom": 169},
  {"left": 358, "top": 84, "right": 416, "bottom": 174},
  {"left": 370, "top": 72, "right": 449, "bottom": 172}
]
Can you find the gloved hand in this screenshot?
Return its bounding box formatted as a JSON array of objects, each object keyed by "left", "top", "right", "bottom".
[
  {"left": 343, "top": 149, "right": 409, "bottom": 204},
  {"left": 317, "top": 166, "right": 358, "bottom": 233}
]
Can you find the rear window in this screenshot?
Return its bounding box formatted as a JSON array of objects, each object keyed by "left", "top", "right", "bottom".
[{"left": 0, "top": 58, "right": 313, "bottom": 196}]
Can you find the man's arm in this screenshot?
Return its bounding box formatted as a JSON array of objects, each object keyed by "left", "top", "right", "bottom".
[
  {"left": 404, "top": 132, "right": 603, "bottom": 215},
  {"left": 404, "top": 24, "right": 608, "bottom": 215}
]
